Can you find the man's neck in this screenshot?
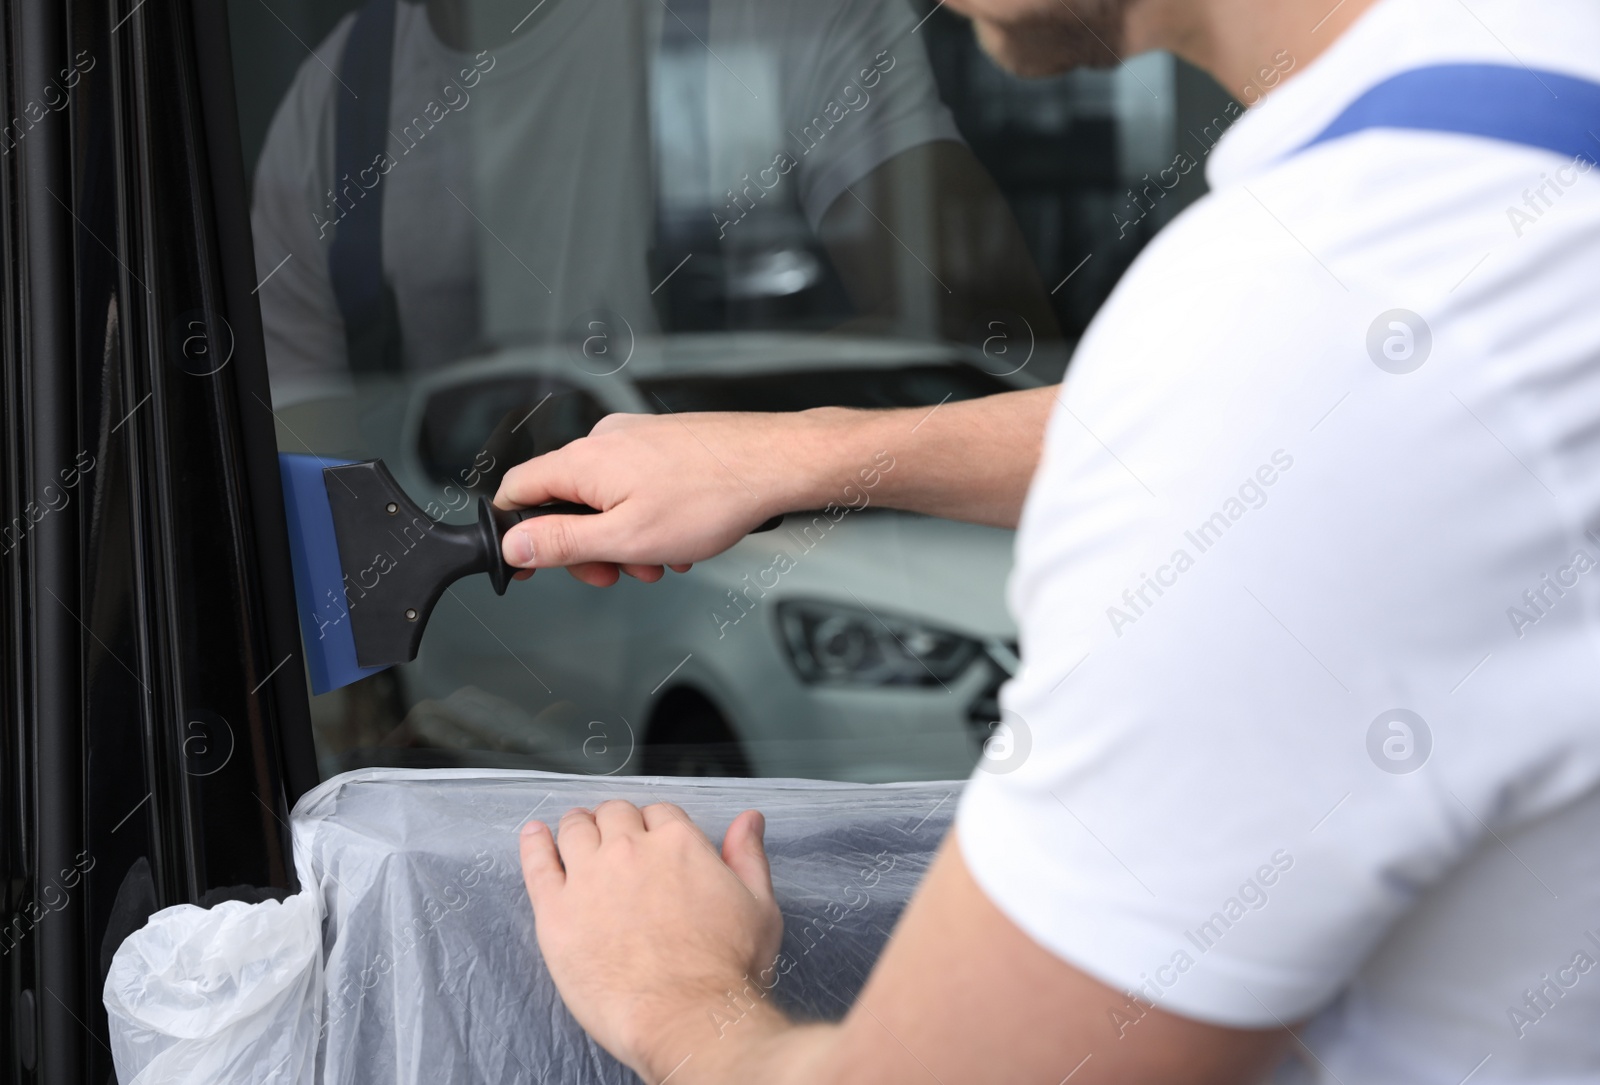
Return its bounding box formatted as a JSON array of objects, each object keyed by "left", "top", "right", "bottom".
[{"left": 1130, "top": 0, "right": 1383, "bottom": 102}]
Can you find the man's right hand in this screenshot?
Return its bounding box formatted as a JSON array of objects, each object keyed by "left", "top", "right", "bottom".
[
  {"left": 493, "top": 386, "right": 1055, "bottom": 588},
  {"left": 494, "top": 410, "right": 818, "bottom": 587}
]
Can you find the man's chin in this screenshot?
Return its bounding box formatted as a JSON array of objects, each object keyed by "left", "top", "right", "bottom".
[{"left": 969, "top": 3, "right": 1129, "bottom": 78}]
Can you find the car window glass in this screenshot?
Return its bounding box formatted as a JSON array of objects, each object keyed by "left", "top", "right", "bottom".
[{"left": 229, "top": 0, "right": 1216, "bottom": 782}]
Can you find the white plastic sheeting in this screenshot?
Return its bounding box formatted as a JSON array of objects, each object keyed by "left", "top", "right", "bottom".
[
  {"left": 106, "top": 768, "right": 959, "bottom": 1084},
  {"left": 104, "top": 894, "right": 322, "bottom": 1084}
]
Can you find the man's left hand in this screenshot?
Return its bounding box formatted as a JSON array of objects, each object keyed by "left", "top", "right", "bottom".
[{"left": 520, "top": 801, "right": 784, "bottom": 1080}]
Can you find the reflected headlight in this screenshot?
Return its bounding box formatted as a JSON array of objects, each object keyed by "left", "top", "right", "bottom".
[{"left": 776, "top": 599, "right": 980, "bottom": 687}]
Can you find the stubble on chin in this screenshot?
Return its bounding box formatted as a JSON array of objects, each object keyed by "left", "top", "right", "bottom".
[{"left": 970, "top": 0, "right": 1131, "bottom": 78}]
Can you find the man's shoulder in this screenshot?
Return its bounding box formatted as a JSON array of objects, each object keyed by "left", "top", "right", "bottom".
[{"left": 1106, "top": 122, "right": 1600, "bottom": 346}]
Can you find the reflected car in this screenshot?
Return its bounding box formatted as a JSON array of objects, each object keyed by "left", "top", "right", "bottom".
[{"left": 380, "top": 333, "right": 1030, "bottom": 782}]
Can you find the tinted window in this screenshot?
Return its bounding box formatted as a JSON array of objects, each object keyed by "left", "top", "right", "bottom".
[{"left": 229, "top": 0, "right": 1210, "bottom": 782}]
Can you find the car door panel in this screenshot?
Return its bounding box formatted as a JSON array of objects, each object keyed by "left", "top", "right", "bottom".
[{"left": 4, "top": 1, "right": 318, "bottom": 1080}]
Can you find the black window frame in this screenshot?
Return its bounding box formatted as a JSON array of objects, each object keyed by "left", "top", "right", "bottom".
[{"left": 3, "top": 1, "right": 321, "bottom": 1079}]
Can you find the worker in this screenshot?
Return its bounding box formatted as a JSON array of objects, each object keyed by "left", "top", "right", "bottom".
[{"left": 497, "top": 0, "right": 1600, "bottom": 1080}]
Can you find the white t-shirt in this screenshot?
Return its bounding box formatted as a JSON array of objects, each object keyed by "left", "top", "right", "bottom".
[
  {"left": 250, "top": 0, "right": 960, "bottom": 407},
  {"left": 957, "top": 0, "right": 1600, "bottom": 1080}
]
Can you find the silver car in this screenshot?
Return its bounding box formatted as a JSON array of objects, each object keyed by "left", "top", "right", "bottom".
[{"left": 381, "top": 333, "right": 1029, "bottom": 781}]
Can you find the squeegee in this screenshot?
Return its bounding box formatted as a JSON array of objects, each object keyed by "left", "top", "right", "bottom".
[{"left": 278, "top": 454, "right": 780, "bottom": 694}]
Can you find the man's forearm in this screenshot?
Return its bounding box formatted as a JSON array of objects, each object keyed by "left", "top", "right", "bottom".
[
  {"left": 640, "top": 1000, "right": 838, "bottom": 1085},
  {"left": 494, "top": 384, "right": 1056, "bottom": 576},
  {"left": 777, "top": 385, "right": 1056, "bottom": 529}
]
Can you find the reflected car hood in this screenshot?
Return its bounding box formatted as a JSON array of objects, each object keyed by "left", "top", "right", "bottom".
[{"left": 706, "top": 509, "right": 1016, "bottom": 639}]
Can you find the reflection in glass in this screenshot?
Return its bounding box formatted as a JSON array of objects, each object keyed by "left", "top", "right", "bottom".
[{"left": 231, "top": 0, "right": 1183, "bottom": 781}]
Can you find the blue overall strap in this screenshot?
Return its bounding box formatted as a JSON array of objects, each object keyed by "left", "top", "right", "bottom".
[
  {"left": 329, "top": 0, "right": 400, "bottom": 374},
  {"left": 658, "top": 0, "right": 711, "bottom": 161},
  {"left": 652, "top": 0, "right": 713, "bottom": 297},
  {"left": 1298, "top": 63, "right": 1600, "bottom": 166}
]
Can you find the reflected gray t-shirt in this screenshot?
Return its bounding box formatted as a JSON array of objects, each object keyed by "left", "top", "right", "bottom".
[{"left": 251, "top": 0, "right": 961, "bottom": 407}]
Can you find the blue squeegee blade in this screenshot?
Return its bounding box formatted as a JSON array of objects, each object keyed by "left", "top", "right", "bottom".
[{"left": 279, "top": 453, "right": 386, "bottom": 695}]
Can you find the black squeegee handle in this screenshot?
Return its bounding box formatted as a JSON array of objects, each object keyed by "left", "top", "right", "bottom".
[
  {"left": 323, "top": 459, "right": 787, "bottom": 670},
  {"left": 483, "top": 501, "right": 784, "bottom": 595}
]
